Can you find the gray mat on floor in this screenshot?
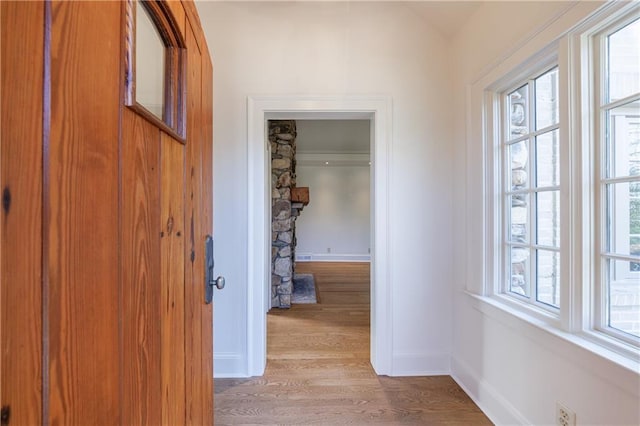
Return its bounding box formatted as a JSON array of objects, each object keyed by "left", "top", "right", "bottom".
[{"left": 292, "top": 274, "right": 317, "bottom": 304}]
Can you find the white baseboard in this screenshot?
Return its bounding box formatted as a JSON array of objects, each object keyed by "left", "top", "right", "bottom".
[
  {"left": 295, "top": 253, "right": 371, "bottom": 262},
  {"left": 390, "top": 352, "right": 451, "bottom": 376},
  {"left": 213, "top": 352, "right": 247, "bottom": 378},
  {"left": 451, "top": 356, "right": 529, "bottom": 425}
]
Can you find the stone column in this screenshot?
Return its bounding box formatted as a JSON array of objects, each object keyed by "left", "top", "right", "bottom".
[{"left": 270, "top": 120, "right": 297, "bottom": 308}]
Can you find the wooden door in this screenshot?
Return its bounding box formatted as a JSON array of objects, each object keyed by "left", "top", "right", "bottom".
[
  {"left": 184, "top": 16, "right": 215, "bottom": 425},
  {"left": 0, "top": 1, "right": 214, "bottom": 424},
  {"left": 0, "top": 2, "right": 45, "bottom": 424}
]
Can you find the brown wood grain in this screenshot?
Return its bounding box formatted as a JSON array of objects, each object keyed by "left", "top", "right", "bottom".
[
  {"left": 160, "top": 132, "right": 186, "bottom": 425},
  {"left": 216, "top": 263, "right": 491, "bottom": 425},
  {"left": 200, "top": 47, "right": 215, "bottom": 425},
  {"left": 184, "top": 20, "right": 204, "bottom": 426},
  {"left": 0, "top": 2, "right": 44, "bottom": 424},
  {"left": 296, "top": 261, "right": 370, "bottom": 305},
  {"left": 47, "top": 1, "right": 121, "bottom": 423},
  {"left": 120, "top": 108, "right": 162, "bottom": 425},
  {"left": 1, "top": 2, "right": 213, "bottom": 423},
  {"left": 182, "top": 0, "right": 208, "bottom": 55},
  {"left": 167, "top": 1, "right": 186, "bottom": 42}
]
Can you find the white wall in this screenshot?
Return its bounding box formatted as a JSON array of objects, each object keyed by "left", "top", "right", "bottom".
[
  {"left": 197, "top": 1, "right": 640, "bottom": 423},
  {"left": 197, "top": 1, "right": 454, "bottom": 377},
  {"left": 294, "top": 119, "right": 371, "bottom": 261},
  {"left": 296, "top": 163, "right": 370, "bottom": 260},
  {"left": 451, "top": 1, "right": 640, "bottom": 425},
  {"left": 296, "top": 119, "right": 370, "bottom": 153}
]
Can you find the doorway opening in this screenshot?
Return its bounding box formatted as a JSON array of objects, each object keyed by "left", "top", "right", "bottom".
[
  {"left": 247, "top": 96, "right": 392, "bottom": 376},
  {"left": 269, "top": 119, "right": 371, "bottom": 308},
  {"left": 267, "top": 117, "right": 373, "bottom": 371}
]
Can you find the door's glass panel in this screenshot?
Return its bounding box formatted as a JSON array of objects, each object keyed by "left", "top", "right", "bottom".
[
  {"left": 136, "top": 1, "right": 165, "bottom": 120},
  {"left": 536, "top": 130, "right": 560, "bottom": 187},
  {"left": 606, "top": 258, "right": 640, "bottom": 338},
  {"left": 607, "top": 18, "right": 640, "bottom": 103},
  {"left": 536, "top": 249, "right": 560, "bottom": 308},
  {"left": 535, "top": 68, "right": 559, "bottom": 130},
  {"left": 510, "top": 246, "right": 530, "bottom": 297},
  {"left": 537, "top": 190, "right": 560, "bottom": 248},
  {"left": 508, "top": 85, "right": 529, "bottom": 140}
]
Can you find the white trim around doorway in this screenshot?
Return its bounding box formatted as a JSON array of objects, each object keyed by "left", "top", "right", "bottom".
[{"left": 247, "top": 95, "right": 393, "bottom": 376}]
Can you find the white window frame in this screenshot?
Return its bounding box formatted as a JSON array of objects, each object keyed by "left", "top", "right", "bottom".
[
  {"left": 480, "top": 2, "right": 640, "bottom": 362},
  {"left": 485, "top": 44, "right": 569, "bottom": 329},
  {"left": 587, "top": 10, "right": 640, "bottom": 350},
  {"left": 500, "top": 65, "right": 562, "bottom": 313}
]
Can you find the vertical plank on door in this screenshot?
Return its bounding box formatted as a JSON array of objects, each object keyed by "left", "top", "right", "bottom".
[
  {"left": 182, "top": 1, "right": 207, "bottom": 54},
  {"left": 184, "top": 21, "right": 204, "bottom": 425},
  {"left": 0, "top": 2, "right": 44, "bottom": 424},
  {"left": 201, "top": 52, "right": 215, "bottom": 423},
  {"left": 47, "top": 1, "right": 121, "bottom": 423},
  {"left": 160, "top": 133, "right": 186, "bottom": 425},
  {"left": 121, "top": 109, "right": 162, "bottom": 425}
]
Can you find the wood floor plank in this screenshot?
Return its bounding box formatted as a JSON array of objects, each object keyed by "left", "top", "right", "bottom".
[{"left": 215, "top": 262, "right": 491, "bottom": 425}]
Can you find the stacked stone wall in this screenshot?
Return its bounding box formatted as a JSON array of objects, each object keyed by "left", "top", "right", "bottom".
[{"left": 270, "top": 120, "right": 297, "bottom": 308}]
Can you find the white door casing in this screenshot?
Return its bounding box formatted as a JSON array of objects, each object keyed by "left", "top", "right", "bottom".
[{"left": 247, "top": 96, "right": 393, "bottom": 376}]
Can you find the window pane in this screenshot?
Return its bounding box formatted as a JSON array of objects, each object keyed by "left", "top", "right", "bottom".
[
  {"left": 606, "top": 182, "right": 640, "bottom": 257},
  {"left": 631, "top": 182, "right": 640, "bottom": 266},
  {"left": 606, "top": 258, "right": 640, "bottom": 338},
  {"left": 508, "top": 85, "right": 529, "bottom": 139},
  {"left": 510, "top": 141, "right": 529, "bottom": 190},
  {"left": 606, "top": 101, "right": 640, "bottom": 178},
  {"left": 136, "top": 1, "right": 166, "bottom": 119},
  {"left": 535, "top": 68, "right": 559, "bottom": 130},
  {"left": 536, "top": 130, "right": 560, "bottom": 187},
  {"left": 509, "top": 194, "right": 528, "bottom": 243},
  {"left": 537, "top": 191, "right": 560, "bottom": 247},
  {"left": 537, "top": 249, "right": 560, "bottom": 308},
  {"left": 510, "top": 246, "right": 530, "bottom": 297},
  {"left": 631, "top": 234, "right": 640, "bottom": 271},
  {"left": 607, "top": 18, "right": 640, "bottom": 103}
]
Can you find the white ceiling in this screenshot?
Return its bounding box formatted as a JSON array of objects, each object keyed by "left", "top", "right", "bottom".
[
  {"left": 295, "top": 119, "right": 370, "bottom": 154},
  {"left": 197, "top": 1, "right": 483, "bottom": 40},
  {"left": 403, "top": 1, "right": 482, "bottom": 39},
  {"left": 202, "top": 1, "right": 484, "bottom": 150}
]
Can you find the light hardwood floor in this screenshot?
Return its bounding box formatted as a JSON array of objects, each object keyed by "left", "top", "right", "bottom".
[{"left": 214, "top": 262, "right": 491, "bottom": 425}]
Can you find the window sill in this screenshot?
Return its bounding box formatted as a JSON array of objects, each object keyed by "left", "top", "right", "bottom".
[
  {"left": 463, "top": 291, "right": 640, "bottom": 396},
  {"left": 491, "top": 292, "right": 562, "bottom": 326}
]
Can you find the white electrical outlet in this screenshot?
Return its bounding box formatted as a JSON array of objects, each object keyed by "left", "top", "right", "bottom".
[{"left": 556, "top": 402, "right": 576, "bottom": 426}]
